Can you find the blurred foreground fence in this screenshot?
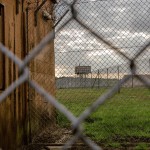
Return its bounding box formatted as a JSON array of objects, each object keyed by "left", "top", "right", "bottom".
[{"left": 0, "top": 0, "right": 150, "bottom": 149}]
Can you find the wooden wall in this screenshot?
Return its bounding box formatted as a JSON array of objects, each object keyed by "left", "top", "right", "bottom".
[{"left": 0, "top": 0, "right": 55, "bottom": 149}]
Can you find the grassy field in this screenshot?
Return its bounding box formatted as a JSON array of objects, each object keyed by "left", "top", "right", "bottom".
[{"left": 56, "top": 87, "right": 150, "bottom": 148}]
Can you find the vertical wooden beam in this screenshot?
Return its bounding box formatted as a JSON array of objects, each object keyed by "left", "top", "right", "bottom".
[
  {"left": 16, "top": 0, "right": 20, "bottom": 14},
  {"left": 0, "top": 4, "right": 5, "bottom": 90},
  {"left": 34, "top": 0, "right": 47, "bottom": 26}
]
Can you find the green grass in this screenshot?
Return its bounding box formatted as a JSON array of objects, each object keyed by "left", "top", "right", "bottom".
[
  {"left": 135, "top": 143, "right": 149, "bottom": 150},
  {"left": 56, "top": 87, "right": 150, "bottom": 146}
]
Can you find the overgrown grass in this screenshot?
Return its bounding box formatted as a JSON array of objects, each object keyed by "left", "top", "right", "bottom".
[{"left": 56, "top": 87, "right": 150, "bottom": 146}]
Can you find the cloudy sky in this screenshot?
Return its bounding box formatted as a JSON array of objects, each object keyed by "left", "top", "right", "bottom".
[{"left": 54, "top": 0, "right": 150, "bottom": 77}]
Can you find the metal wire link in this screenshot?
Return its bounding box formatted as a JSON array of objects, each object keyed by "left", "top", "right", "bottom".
[{"left": 0, "top": 0, "right": 150, "bottom": 149}]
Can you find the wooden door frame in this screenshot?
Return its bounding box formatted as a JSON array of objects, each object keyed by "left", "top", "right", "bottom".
[{"left": 0, "top": 4, "right": 5, "bottom": 90}]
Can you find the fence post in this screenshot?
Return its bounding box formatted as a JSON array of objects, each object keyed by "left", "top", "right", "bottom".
[
  {"left": 98, "top": 70, "right": 100, "bottom": 88},
  {"left": 149, "top": 59, "right": 150, "bottom": 73},
  {"left": 117, "top": 66, "right": 120, "bottom": 93},
  {"left": 91, "top": 72, "right": 92, "bottom": 88},
  {"left": 107, "top": 68, "right": 109, "bottom": 87},
  {"left": 132, "top": 73, "right": 134, "bottom": 88}
]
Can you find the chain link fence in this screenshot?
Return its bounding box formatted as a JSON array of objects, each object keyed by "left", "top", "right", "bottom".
[
  {"left": 26, "top": 0, "right": 56, "bottom": 141},
  {"left": 0, "top": 0, "right": 150, "bottom": 149},
  {"left": 54, "top": 0, "right": 150, "bottom": 149}
]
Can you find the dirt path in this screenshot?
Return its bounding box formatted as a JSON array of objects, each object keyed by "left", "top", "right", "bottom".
[{"left": 21, "top": 126, "right": 150, "bottom": 150}]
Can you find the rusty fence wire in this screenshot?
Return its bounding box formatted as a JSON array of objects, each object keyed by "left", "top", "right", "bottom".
[{"left": 0, "top": 0, "right": 150, "bottom": 149}]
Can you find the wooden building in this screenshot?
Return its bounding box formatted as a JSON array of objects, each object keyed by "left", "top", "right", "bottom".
[{"left": 0, "top": 0, "right": 55, "bottom": 149}]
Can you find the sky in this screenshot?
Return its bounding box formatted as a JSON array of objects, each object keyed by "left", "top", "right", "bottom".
[{"left": 54, "top": 0, "right": 150, "bottom": 77}]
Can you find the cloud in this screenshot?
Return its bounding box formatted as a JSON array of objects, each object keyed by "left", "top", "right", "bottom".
[{"left": 54, "top": 0, "right": 150, "bottom": 77}]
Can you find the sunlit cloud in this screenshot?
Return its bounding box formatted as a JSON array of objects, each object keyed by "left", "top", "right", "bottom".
[{"left": 55, "top": 0, "right": 150, "bottom": 77}]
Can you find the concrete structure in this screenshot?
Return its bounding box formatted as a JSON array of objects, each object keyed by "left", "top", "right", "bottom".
[
  {"left": 123, "top": 74, "right": 150, "bottom": 87},
  {"left": 56, "top": 75, "right": 150, "bottom": 89},
  {"left": 56, "top": 77, "right": 118, "bottom": 88},
  {"left": 0, "top": 1, "right": 55, "bottom": 149}
]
